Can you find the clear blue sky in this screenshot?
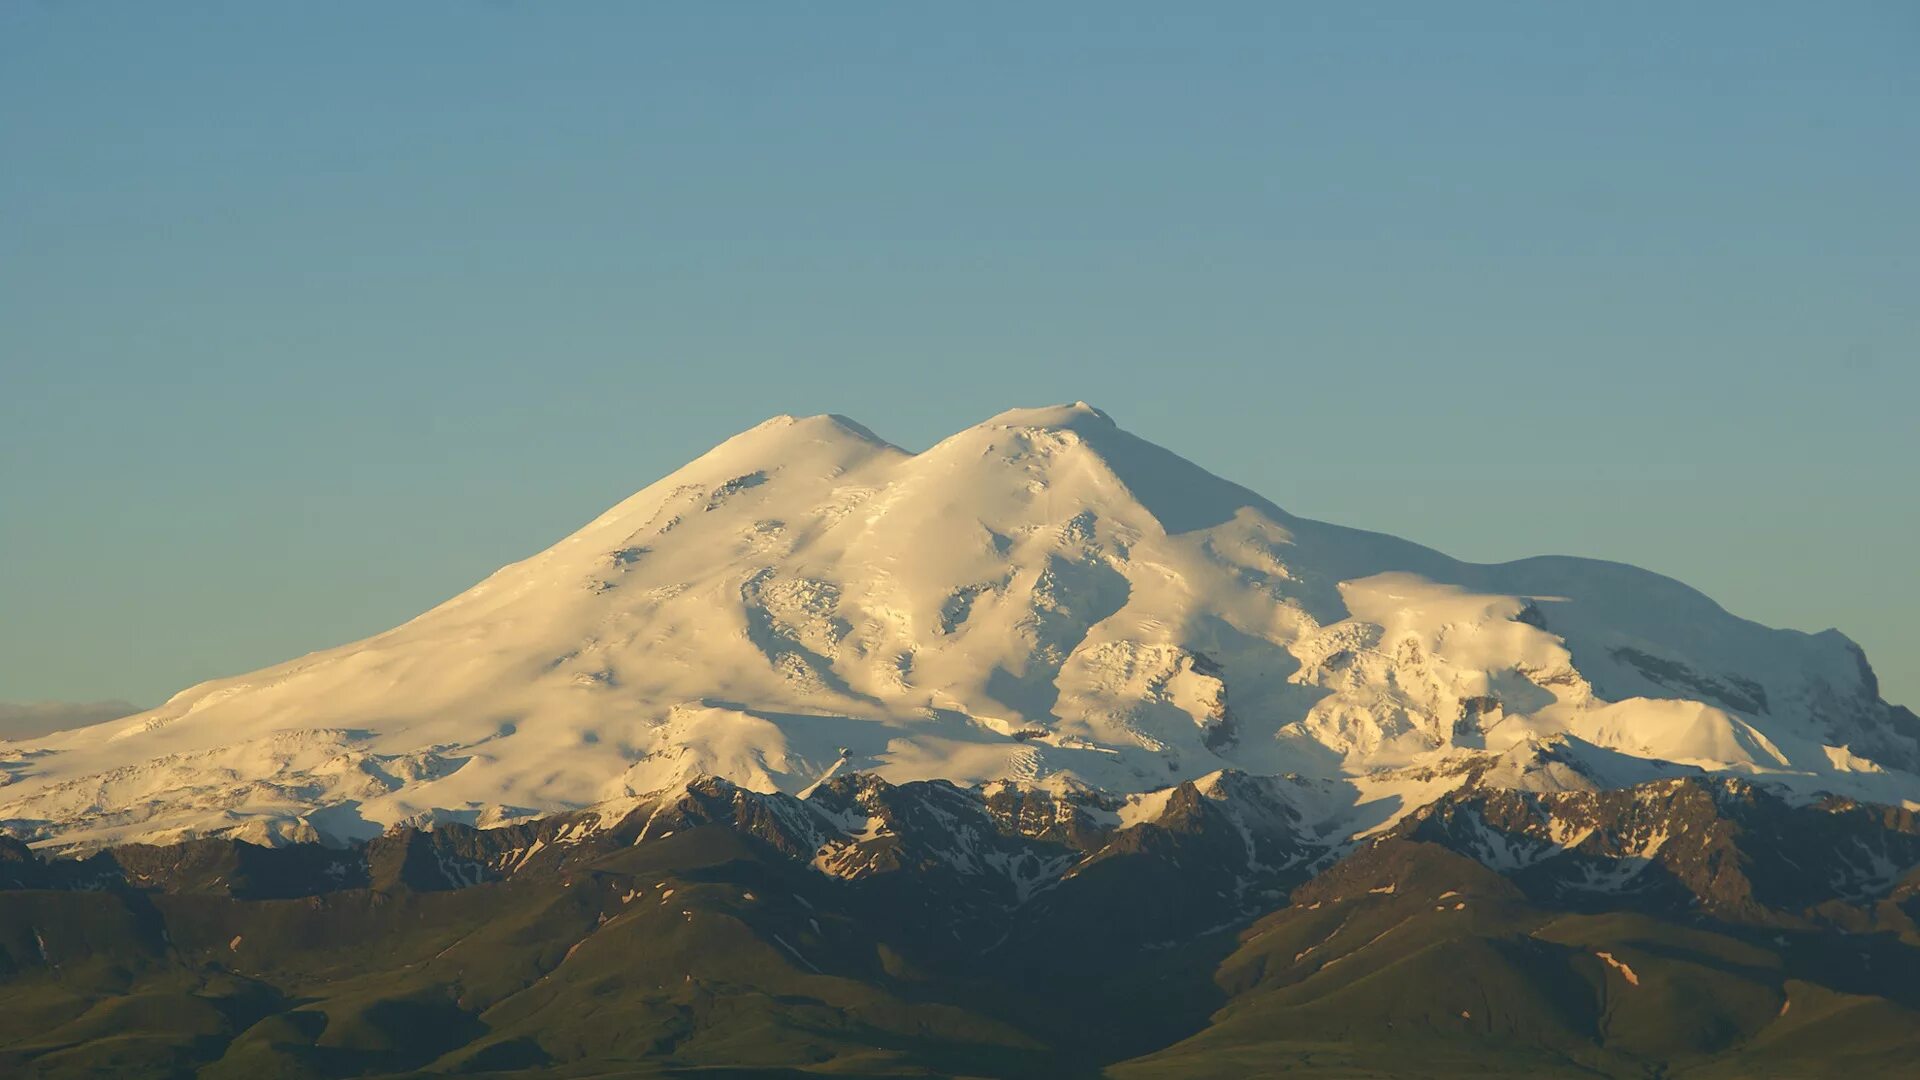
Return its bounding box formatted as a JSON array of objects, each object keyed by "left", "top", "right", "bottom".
[{"left": 3, "top": 3, "right": 1914, "bottom": 709}]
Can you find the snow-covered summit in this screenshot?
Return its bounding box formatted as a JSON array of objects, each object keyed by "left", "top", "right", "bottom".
[{"left": 4, "top": 404, "right": 1914, "bottom": 850}]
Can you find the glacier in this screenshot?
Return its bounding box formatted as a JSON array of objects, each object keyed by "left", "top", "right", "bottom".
[{"left": 3, "top": 402, "right": 1913, "bottom": 850}]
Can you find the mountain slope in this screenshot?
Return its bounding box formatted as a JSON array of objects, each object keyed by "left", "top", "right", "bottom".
[
  {"left": 2, "top": 403, "right": 1912, "bottom": 850},
  {"left": 7, "top": 771, "right": 1920, "bottom": 1078}
]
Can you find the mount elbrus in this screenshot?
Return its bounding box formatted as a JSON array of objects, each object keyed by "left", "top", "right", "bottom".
[
  {"left": 5, "top": 403, "right": 1920, "bottom": 1078},
  {"left": 6, "top": 402, "right": 1912, "bottom": 850}
]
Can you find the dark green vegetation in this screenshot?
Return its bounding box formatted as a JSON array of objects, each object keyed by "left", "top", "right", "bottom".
[{"left": 5, "top": 773, "right": 1920, "bottom": 1077}]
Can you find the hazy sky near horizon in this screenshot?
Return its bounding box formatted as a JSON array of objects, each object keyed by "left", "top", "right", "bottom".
[{"left": 3, "top": 3, "right": 1915, "bottom": 710}]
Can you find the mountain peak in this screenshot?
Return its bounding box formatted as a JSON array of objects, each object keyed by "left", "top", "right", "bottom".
[
  {"left": 3, "top": 402, "right": 1911, "bottom": 852},
  {"left": 977, "top": 400, "right": 1117, "bottom": 433},
  {"left": 713, "top": 411, "right": 901, "bottom": 455}
]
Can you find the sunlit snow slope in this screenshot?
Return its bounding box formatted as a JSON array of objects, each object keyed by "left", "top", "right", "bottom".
[{"left": 5, "top": 403, "right": 1915, "bottom": 849}]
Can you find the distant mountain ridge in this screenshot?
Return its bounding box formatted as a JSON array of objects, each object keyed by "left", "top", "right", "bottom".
[{"left": 2, "top": 402, "right": 1913, "bottom": 851}]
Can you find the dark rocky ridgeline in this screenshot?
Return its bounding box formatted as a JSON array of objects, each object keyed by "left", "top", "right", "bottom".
[
  {"left": 4, "top": 772, "right": 1920, "bottom": 1077},
  {"left": 1114, "top": 779, "right": 1920, "bottom": 1079},
  {"left": 1388, "top": 776, "right": 1920, "bottom": 929}
]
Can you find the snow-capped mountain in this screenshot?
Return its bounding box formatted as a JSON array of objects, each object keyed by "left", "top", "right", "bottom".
[{"left": 3, "top": 402, "right": 1913, "bottom": 850}]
